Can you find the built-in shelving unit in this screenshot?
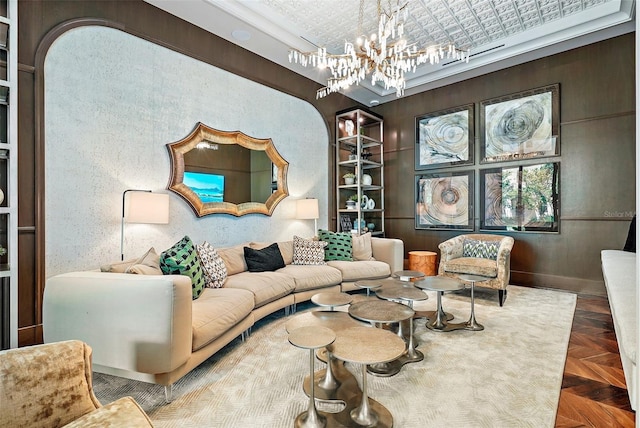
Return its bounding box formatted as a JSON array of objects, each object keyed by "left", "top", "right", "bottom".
[
  {"left": 335, "top": 108, "right": 384, "bottom": 236},
  {"left": 0, "top": 0, "right": 17, "bottom": 350}
]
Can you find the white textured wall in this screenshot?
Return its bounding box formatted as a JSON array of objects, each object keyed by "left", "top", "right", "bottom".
[{"left": 44, "top": 26, "right": 329, "bottom": 277}]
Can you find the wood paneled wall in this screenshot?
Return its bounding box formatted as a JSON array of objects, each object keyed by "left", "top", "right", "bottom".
[
  {"left": 15, "top": 1, "right": 635, "bottom": 346},
  {"left": 370, "top": 34, "right": 636, "bottom": 296}
]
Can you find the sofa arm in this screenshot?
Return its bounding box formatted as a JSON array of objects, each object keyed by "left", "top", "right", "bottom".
[
  {"left": 371, "top": 237, "right": 404, "bottom": 273},
  {"left": 43, "top": 272, "right": 193, "bottom": 376}
]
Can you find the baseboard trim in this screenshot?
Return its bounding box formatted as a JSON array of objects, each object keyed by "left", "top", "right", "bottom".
[{"left": 511, "top": 270, "right": 606, "bottom": 296}]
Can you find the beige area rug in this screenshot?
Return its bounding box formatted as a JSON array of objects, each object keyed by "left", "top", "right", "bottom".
[{"left": 93, "top": 285, "right": 577, "bottom": 428}]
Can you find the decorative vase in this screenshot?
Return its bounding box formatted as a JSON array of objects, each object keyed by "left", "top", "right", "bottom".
[
  {"left": 361, "top": 194, "right": 369, "bottom": 209},
  {"left": 362, "top": 174, "right": 372, "bottom": 186},
  {"left": 345, "top": 120, "right": 355, "bottom": 136},
  {"left": 348, "top": 154, "right": 357, "bottom": 161},
  {"left": 367, "top": 222, "right": 376, "bottom": 231},
  {"left": 346, "top": 200, "right": 357, "bottom": 210},
  {"left": 344, "top": 177, "right": 355, "bottom": 185}
]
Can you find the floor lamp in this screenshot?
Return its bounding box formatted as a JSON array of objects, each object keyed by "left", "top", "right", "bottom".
[
  {"left": 121, "top": 189, "right": 170, "bottom": 260},
  {"left": 296, "top": 198, "right": 319, "bottom": 237}
]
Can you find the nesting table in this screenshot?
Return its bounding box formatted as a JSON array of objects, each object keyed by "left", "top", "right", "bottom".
[
  {"left": 457, "top": 274, "right": 487, "bottom": 331},
  {"left": 348, "top": 299, "right": 414, "bottom": 377},
  {"left": 285, "top": 310, "right": 364, "bottom": 400},
  {"left": 414, "top": 276, "right": 466, "bottom": 332},
  {"left": 374, "top": 281, "right": 427, "bottom": 363},
  {"left": 288, "top": 326, "right": 336, "bottom": 428},
  {"left": 311, "top": 292, "right": 353, "bottom": 311},
  {"left": 329, "top": 326, "right": 405, "bottom": 428}
]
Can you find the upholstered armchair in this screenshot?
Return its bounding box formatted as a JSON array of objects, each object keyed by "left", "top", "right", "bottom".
[
  {"left": 438, "top": 233, "right": 515, "bottom": 306},
  {"left": 0, "top": 340, "right": 153, "bottom": 428}
]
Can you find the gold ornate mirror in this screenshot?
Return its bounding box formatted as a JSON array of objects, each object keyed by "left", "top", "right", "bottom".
[{"left": 167, "top": 122, "right": 289, "bottom": 217}]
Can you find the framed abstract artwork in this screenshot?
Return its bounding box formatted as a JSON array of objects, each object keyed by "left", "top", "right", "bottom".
[
  {"left": 415, "top": 170, "right": 474, "bottom": 230},
  {"left": 480, "top": 162, "right": 560, "bottom": 233},
  {"left": 415, "top": 104, "right": 474, "bottom": 170},
  {"left": 480, "top": 84, "right": 559, "bottom": 163}
]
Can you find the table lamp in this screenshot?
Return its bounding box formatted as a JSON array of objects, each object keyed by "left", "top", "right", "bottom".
[
  {"left": 121, "top": 189, "right": 170, "bottom": 260},
  {"left": 296, "top": 198, "right": 319, "bottom": 236}
]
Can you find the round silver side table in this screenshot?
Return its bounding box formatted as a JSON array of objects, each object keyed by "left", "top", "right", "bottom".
[
  {"left": 457, "top": 273, "right": 488, "bottom": 331},
  {"left": 288, "top": 326, "right": 336, "bottom": 428}
]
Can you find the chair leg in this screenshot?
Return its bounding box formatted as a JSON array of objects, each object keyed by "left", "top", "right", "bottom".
[{"left": 498, "top": 289, "right": 507, "bottom": 307}]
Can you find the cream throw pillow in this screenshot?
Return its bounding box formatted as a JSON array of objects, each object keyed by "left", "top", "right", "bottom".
[
  {"left": 217, "top": 244, "right": 249, "bottom": 275},
  {"left": 100, "top": 247, "right": 161, "bottom": 273},
  {"left": 352, "top": 232, "right": 375, "bottom": 261}
]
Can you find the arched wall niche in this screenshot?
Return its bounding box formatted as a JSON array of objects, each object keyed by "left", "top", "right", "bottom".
[{"left": 42, "top": 23, "right": 329, "bottom": 276}]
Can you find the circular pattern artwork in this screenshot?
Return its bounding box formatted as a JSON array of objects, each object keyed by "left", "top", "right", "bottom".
[
  {"left": 417, "top": 176, "right": 469, "bottom": 226},
  {"left": 484, "top": 91, "right": 554, "bottom": 159},
  {"left": 418, "top": 110, "right": 469, "bottom": 166}
]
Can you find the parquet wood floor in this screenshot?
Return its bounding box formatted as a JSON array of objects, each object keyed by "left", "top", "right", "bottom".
[{"left": 555, "top": 294, "right": 636, "bottom": 427}]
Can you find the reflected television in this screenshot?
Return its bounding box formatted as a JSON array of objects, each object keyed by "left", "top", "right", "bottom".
[{"left": 183, "top": 172, "right": 224, "bottom": 203}]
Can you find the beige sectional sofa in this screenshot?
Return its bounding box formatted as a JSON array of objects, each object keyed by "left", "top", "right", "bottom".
[{"left": 43, "top": 237, "right": 403, "bottom": 400}]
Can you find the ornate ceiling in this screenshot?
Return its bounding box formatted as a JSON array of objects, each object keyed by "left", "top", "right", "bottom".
[{"left": 145, "top": 0, "right": 635, "bottom": 105}]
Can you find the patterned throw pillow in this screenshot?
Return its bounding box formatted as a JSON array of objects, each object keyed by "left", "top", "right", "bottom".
[
  {"left": 196, "top": 241, "right": 228, "bottom": 288},
  {"left": 292, "top": 235, "right": 327, "bottom": 265},
  {"left": 160, "top": 236, "right": 206, "bottom": 299},
  {"left": 318, "top": 229, "right": 353, "bottom": 261},
  {"left": 463, "top": 239, "right": 500, "bottom": 260}
]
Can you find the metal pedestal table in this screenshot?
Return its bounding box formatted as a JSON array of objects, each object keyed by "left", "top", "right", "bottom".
[
  {"left": 348, "top": 299, "right": 414, "bottom": 377},
  {"left": 392, "top": 270, "right": 425, "bottom": 282},
  {"left": 414, "top": 276, "right": 466, "bottom": 332},
  {"left": 457, "top": 274, "right": 487, "bottom": 331},
  {"left": 311, "top": 292, "right": 353, "bottom": 311},
  {"left": 375, "top": 282, "right": 428, "bottom": 362},
  {"left": 288, "top": 326, "right": 336, "bottom": 428},
  {"left": 354, "top": 279, "right": 384, "bottom": 298},
  {"left": 330, "top": 326, "right": 405, "bottom": 428},
  {"left": 285, "top": 311, "right": 365, "bottom": 400}
]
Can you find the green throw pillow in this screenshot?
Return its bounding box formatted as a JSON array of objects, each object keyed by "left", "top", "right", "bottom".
[
  {"left": 462, "top": 239, "right": 500, "bottom": 260},
  {"left": 318, "top": 230, "right": 353, "bottom": 261},
  {"left": 160, "top": 236, "right": 206, "bottom": 299}
]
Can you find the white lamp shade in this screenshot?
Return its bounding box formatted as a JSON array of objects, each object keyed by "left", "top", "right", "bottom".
[
  {"left": 125, "top": 192, "right": 170, "bottom": 224},
  {"left": 296, "top": 198, "right": 319, "bottom": 220}
]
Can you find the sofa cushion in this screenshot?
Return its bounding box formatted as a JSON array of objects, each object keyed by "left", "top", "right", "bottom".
[
  {"left": 191, "top": 288, "right": 255, "bottom": 351},
  {"left": 217, "top": 244, "right": 249, "bottom": 275},
  {"left": 277, "top": 264, "right": 342, "bottom": 292},
  {"left": 197, "top": 241, "right": 228, "bottom": 288},
  {"left": 327, "top": 260, "right": 390, "bottom": 281},
  {"left": 352, "top": 232, "right": 374, "bottom": 261},
  {"left": 251, "top": 241, "right": 294, "bottom": 265},
  {"left": 125, "top": 264, "right": 163, "bottom": 275},
  {"left": 443, "top": 257, "right": 498, "bottom": 278},
  {"left": 160, "top": 236, "right": 206, "bottom": 300},
  {"left": 319, "top": 230, "right": 353, "bottom": 261},
  {"left": 292, "top": 235, "right": 327, "bottom": 265},
  {"left": 244, "top": 243, "right": 286, "bottom": 272},
  {"left": 100, "top": 247, "right": 160, "bottom": 274},
  {"left": 463, "top": 238, "right": 499, "bottom": 260},
  {"left": 224, "top": 271, "right": 296, "bottom": 307}
]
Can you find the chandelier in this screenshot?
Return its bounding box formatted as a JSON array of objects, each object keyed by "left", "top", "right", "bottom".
[{"left": 288, "top": 0, "right": 470, "bottom": 99}]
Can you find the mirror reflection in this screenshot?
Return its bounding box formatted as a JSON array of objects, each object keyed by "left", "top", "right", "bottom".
[{"left": 167, "top": 123, "right": 289, "bottom": 217}]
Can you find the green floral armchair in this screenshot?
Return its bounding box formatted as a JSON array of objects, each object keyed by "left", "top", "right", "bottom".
[{"left": 438, "top": 233, "right": 515, "bottom": 306}]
